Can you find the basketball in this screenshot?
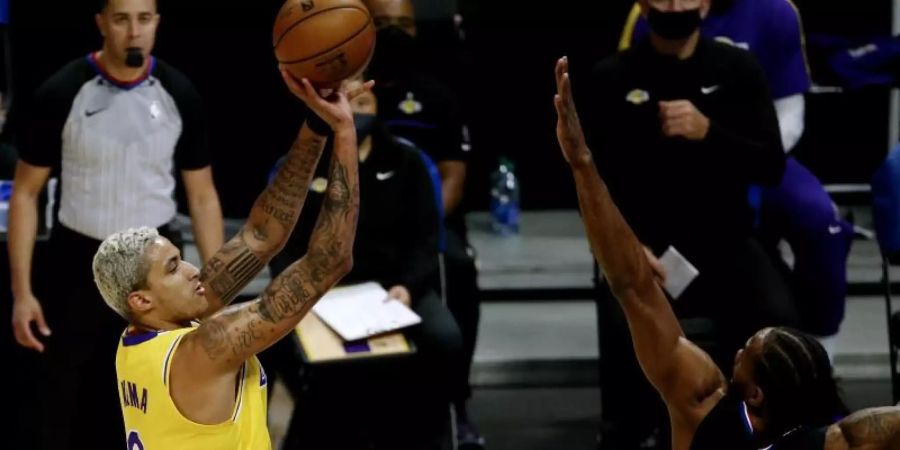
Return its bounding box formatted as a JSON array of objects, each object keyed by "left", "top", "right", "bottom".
[{"left": 273, "top": 0, "right": 376, "bottom": 88}]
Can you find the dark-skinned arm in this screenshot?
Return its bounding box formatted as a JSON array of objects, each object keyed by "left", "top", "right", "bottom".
[
  {"left": 554, "top": 57, "right": 724, "bottom": 421},
  {"left": 825, "top": 407, "right": 900, "bottom": 450}
]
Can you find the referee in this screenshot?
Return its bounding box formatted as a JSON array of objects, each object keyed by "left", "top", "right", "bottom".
[{"left": 7, "top": 1, "right": 223, "bottom": 449}]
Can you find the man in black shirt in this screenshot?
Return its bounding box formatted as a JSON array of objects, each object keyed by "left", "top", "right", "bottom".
[
  {"left": 579, "top": 0, "right": 793, "bottom": 448},
  {"left": 364, "top": 0, "right": 483, "bottom": 445}
]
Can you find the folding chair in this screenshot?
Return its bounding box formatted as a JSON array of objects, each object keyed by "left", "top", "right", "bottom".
[
  {"left": 871, "top": 143, "right": 900, "bottom": 404},
  {"left": 414, "top": 144, "right": 461, "bottom": 450}
]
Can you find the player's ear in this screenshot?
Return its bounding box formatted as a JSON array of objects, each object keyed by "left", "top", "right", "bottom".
[
  {"left": 96, "top": 13, "right": 107, "bottom": 38},
  {"left": 747, "top": 383, "right": 765, "bottom": 409},
  {"left": 127, "top": 291, "right": 153, "bottom": 314}
]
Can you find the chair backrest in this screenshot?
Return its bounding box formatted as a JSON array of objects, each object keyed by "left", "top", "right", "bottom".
[
  {"left": 872, "top": 144, "right": 900, "bottom": 260},
  {"left": 396, "top": 136, "right": 446, "bottom": 253},
  {"left": 892, "top": 312, "right": 900, "bottom": 350}
]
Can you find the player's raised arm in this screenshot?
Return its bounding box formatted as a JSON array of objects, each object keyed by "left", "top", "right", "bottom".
[
  {"left": 179, "top": 76, "right": 361, "bottom": 375},
  {"left": 553, "top": 57, "right": 724, "bottom": 420},
  {"left": 197, "top": 72, "right": 372, "bottom": 317}
]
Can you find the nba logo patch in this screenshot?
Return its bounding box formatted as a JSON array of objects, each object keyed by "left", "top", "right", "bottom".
[
  {"left": 260, "top": 366, "right": 268, "bottom": 387},
  {"left": 149, "top": 101, "right": 162, "bottom": 120}
]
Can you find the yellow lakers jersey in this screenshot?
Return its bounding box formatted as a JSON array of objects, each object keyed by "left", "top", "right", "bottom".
[{"left": 116, "top": 327, "right": 271, "bottom": 449}]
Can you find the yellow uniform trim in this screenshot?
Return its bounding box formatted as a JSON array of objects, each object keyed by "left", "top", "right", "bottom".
[
  {"left": 784, "top": 0, "right": 812, "bottom": 79},
  {"left": 619, "top": 3, "right": 643, "bottom": 51}
]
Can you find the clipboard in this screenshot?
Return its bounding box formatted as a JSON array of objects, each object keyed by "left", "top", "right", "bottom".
[{"left": 296, "top": 312, "right": 416, "bottom": 365}]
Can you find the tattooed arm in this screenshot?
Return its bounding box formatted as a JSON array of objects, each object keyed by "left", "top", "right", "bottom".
[
  {"left": 197, "top": 72, "right": 371, "bottom": 317},
  {"left": 825, "top": 407, "right": 900, "bottom": 450},
  {"left": 168, "top": 86, "right": 360, "bottom": 422},
  {"left": 196, "top": 125, "right": 326, "bottom": 317}
]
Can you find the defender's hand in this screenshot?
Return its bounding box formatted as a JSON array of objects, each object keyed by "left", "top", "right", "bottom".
[{"left": 554, "top": 57, "right": 592, "bottom": 167}]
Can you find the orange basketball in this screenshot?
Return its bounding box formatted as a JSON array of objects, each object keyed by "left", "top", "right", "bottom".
[{"left": 273, "top": 0, "right": 376, "bottom": 88}]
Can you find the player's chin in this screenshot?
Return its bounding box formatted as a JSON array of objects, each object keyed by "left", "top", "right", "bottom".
[{"left": 191, "top": 295, "right": 209, "bottom": 315}]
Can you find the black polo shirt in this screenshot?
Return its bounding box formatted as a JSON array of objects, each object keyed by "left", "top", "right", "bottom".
[
  {"left": 374, "top": 72, "right": 470, "bottom": 236},
  {"left": 270, "top": 127, "right": 440, "bottom": 302},
  {"left": 578, "top": 38, "right": 785, "bottom": 273}
]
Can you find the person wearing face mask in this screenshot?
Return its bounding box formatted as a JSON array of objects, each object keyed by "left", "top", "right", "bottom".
[
  {"left": 577, "top": 0, "right": 793, "bottom": 448},
  {"left": 263, "top": 77, "right": 464, "bottom": 450},
  {"left": 363, "top": 1, "right": 485, "bottom": 447},
  {"left": 7, "top": 1, "right": 224, "bottom": 449},
  {"left": 620, "top": 0, "right": 854, "bottom": 365}
]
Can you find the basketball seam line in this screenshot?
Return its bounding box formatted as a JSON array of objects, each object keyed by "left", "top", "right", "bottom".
[
  {"left": 279, "top": 19, "right": 372, "bottom": 65},
  {"left": 274, "top": 5, "right": 369, "bottom": 49}
]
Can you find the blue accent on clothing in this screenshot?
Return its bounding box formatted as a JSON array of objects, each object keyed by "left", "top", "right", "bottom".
[
  {"left": 122, "top": 331, "right": 159, "bottom": 347},
  {"left": 86, "top": 53, "right": 156, "bottom": 91}
]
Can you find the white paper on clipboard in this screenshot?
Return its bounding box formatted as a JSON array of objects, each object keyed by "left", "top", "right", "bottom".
[{"left": 312, "top": 282, "right": 422, "bottom": 341}]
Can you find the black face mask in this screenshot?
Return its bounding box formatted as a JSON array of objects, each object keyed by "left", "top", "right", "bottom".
[
  {"left": 368, "top": 25, "right": 417, "bottom": 80},
  {"left": 710, "top": 0, "right": 735, "bottom": 14},
  {"left": 125, "top": 47, "right": 145, "bottom": 68},
  {"left": 647, "top": 8, "right": 702, "bottom": 41},
  {"left": 354, "top": 113, "right": 377, "bottom": 142}
]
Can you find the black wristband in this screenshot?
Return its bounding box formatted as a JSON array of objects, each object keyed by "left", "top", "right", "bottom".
[{"left": 305, "top": 111, "right": 332, "bottom": 136}]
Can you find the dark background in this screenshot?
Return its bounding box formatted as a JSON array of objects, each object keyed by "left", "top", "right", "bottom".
[
  {"left": 0, "top": 1, "right": 894, "bottom": 448},
  {"left": 2, "top": 0, "right": 895, "bottom": 215}
]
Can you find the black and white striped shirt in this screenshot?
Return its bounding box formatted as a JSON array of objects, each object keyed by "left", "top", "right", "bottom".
[{"left": 18, "top": 53, "right": 209, "bottom": 240}]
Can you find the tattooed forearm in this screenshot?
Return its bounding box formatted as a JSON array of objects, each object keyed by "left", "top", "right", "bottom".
[
  {"left": 191, "top": 132, "right": 358, "bottom": 372},
  {"left": 256, "top": 148, "right": 359, "bottom": 325},
  {"left": 197, "top": 126, "right": 326, "bottom": 316},
  {"left": 837, "top": 407, "right": 900, "bottom": 449},
  {"left": 257, "top": 265, "right": 315, "bottom": 324},
  {"left": 323, "top": 159, "right": 351, "bottom": 214},
  {"left": 199, "top": 230, "right": 265, "bottom": 306},
  {"left": 255, "top": 131, "right": 325, "bottom": 233}
]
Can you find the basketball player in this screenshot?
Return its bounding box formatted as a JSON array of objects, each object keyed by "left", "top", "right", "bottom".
[
  {"left": 91, "top": 71, "right": 367, "bottom": 449},
  {"left": 554, "top": 56, "right": 900, "bottom": 450}
]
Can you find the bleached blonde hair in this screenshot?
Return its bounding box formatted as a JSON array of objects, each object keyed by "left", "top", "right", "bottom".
[{"left": 92, "top": 227, "right": 160, "bottom": 320}]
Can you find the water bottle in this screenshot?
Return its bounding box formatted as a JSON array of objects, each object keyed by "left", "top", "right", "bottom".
[
  {"left": 490, "top": 157, "right": 520, "bottom": 235},
  {"left": 0, "top": 180, "right": 12, "bottom": 233}
]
